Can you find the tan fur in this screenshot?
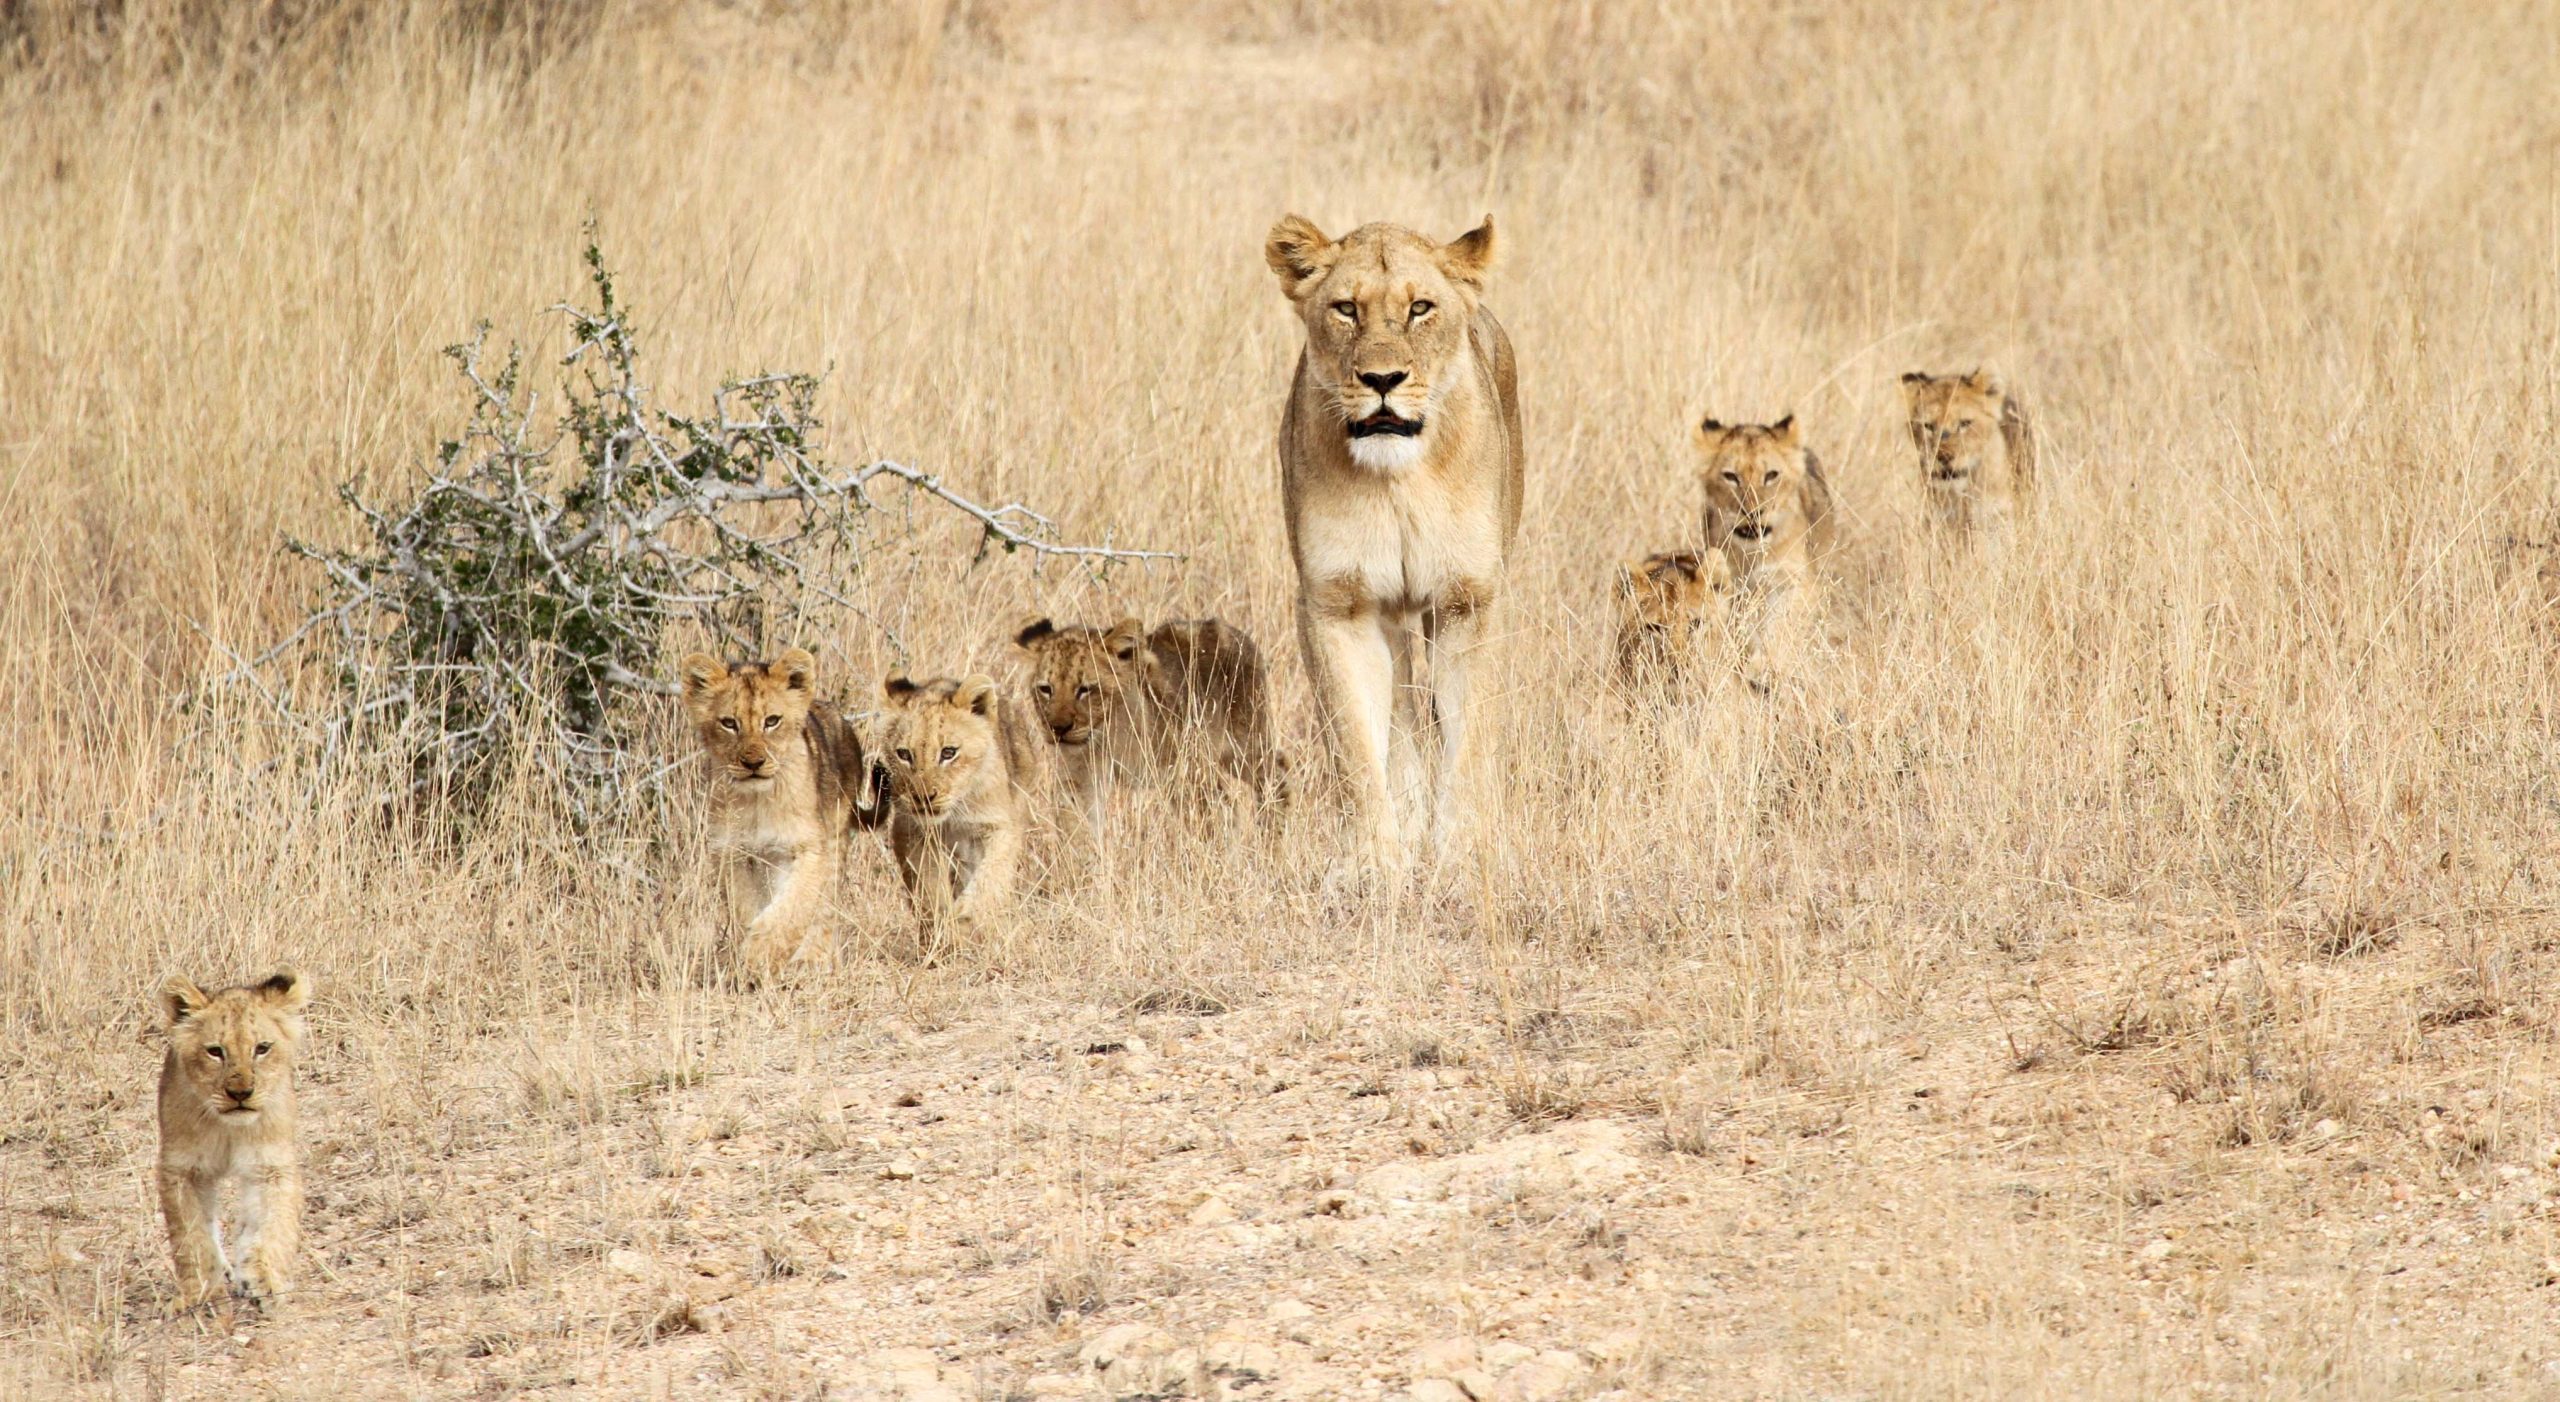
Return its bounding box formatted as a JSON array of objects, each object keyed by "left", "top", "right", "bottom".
[
  {"left": 1901, "top": 369, "right": 2038, "bottom": 542},
  {"left": 877, "top": 674, "right": 1028, "bottom": 943},
  {"left": 1694, "top": 414, "right": 1836, "bottom": 678},
  {"left": 1265, "top": 213, "right": 1524, "bottom": 875},
  {"left": 158, "top": 971, "right": 308, "bottom": 1310},
  {"left": 680, "top": 648, "right": 886, "bottom": 980},
  {"left": 1612, "top": 550, "right": 1733, "bottom": 695},
  {"left": 1012, "top": 613, "right": 1285, "bottom": 831}
]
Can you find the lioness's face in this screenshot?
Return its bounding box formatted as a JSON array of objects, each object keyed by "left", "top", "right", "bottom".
[
  {"left": 1902, "top": 372, "right": 2006, "bottom": 487},
  {"left": 1697, "top": 417, "right": 1815, "bottom": 555},
  {"left": 1618, "top": 550, "right": 1729, "bottom": 638},
  {"left": 681, "top": 649, "right": 818, "bottom": 791},
  {"left": 1265, "top": 216, "right": 1496, "bottom": 473},
  {"left": 163, "top": 972, "right": 307, "bottom": 1121},
  {"left": 1012, "top": 617, "right": 1147, "bottom": 747},
  {"left": 880, "top": 675, "right": 1001, "bottom": 820}
]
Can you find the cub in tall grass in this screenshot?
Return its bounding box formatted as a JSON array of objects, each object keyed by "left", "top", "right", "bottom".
[
  {"left": 1612, "top": 549, "right": 1733, "bottom": 697},
  {"left": 1900, "top": 369, "right": 2038, "bottom": 547},
  {"left": 1695, "top": 413, "right": 1837, "bottom": 679},
  {"left": 680, "top": 648, "right": 887, "bottom": 980},
  {"left": 1012, "top": 614, "right": 1287, "bottom": 833},
  {"left": 876, "top": 674, "right": 1042, "bottom": 946},
  {"left": 158, "top": 970, "right": 309, "bottom": 1311}
]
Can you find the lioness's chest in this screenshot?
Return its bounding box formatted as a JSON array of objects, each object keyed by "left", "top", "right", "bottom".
[{"left": 1296, "top": 469, "right": 1504, "bottom": 613}]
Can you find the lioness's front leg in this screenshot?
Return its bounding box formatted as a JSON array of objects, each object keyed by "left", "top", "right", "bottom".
[
  {"left": 1300, "top": 592, "right": 1400, "bottom": 877},
  {"left": 159, "top": 1167, "right": 224, "bottom": 1310},
  {"left": 1420, "top": 581, "right": 1494, "bottom": 861}
]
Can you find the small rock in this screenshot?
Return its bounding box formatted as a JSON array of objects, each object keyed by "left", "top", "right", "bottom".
[
  {"left": 1408, "top": 1382, "right": 1469, "bottom": 1402},
  {"left": 2139, "top": 1238, "right": 2175, "bottom": 1261},
  {"left": 1482, "top": 1342, "right": 1535, "bottom": 1372},
  {"left": 606, "top": 1248, "right": 650, "bottom": 1278},
  {"left": 1190, "top": 1196, "right": 1240, "bottom": 1227},
  {"left": 1411, "top": 1338, "right": 1480, "bottom": 1377},
  {"left": 1491, "top": 1361, "right": 1579, "bottom": 1402},
  {"left": 1023, "top": 1375, "right": 1084, "bottom": 1398},
  {"left": 880, "top": 1158, "right": 919, "bottom": 1182},
  {"left": 1265, "top": 1298, "right": 1314, "bottom": 1323},
  {"left": 1451, "top": 1369, "right": 1498, "bottom": 1399},
  {"left": 1080, "top": 1322, "right": 1174, "bottom": 1370}
]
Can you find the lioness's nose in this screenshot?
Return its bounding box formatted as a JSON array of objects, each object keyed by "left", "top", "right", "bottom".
[
  {"left": 1358, "top": 370, "right": 1407, "bottom": 395},
  {"left": 225, "top": 1084, "right": 252, "bottom": 1103}
]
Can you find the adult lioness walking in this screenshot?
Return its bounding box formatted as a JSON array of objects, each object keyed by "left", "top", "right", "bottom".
[{"left": 1264, "top": 214, "right": 1524, "bottom": 877}]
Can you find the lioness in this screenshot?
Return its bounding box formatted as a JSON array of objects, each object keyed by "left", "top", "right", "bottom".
[
  {"left": 158, "top": 970, "right": 308, "bottom": 1310},
  {"left": 1612, "top": 549, "right": 1732, "bottom": 695},
  {"left": 1264, "top": 214, "right": 1524, "bottom": 877},
  {"left": 1013, "top": 614, "right": 1285, "bottom": 831},
  {"left": 680, "top": 649, "right": 887, "bottom": 979},
  {"left": 1901, "top": 369, "right": 2037, "bottom": 543},
  {"left": 877, "top": 674, "right": 1031, "bottom": 943},
  {"left": 1695, "top": 414, "right": 1836, "bottom": 678}
]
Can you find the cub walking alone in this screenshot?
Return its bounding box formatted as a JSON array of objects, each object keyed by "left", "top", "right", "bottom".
[{"left": 158, "top": 970, "right": 310, "bottom": 1310}]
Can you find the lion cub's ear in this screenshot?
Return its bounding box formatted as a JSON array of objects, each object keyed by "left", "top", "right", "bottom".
[
  {"left": 253, "top": 969, "right": 310, "bottom": 1012},
  {"left": 1105, "top": 618, "right": 1144, "bottom": 661},
  {"left": 1770, "top": 414, "right": 1802, "bottom": 447},
  {"left": 954, "top": 675, "right": 1000, "bottom": 719},
  {"left": 1013, "top": 616, "right": 1057, "bottom": 650},
  {"left": 1695, "top": 415, "right": 1728, "bottom": 445},
  {"left": 1662, "top": 551, "right": 1704, "bottom": 580},
  {"left": 771, "top": 647, "right": 817, "bottom": 695},
  {"left": 1265, "top": 215, "right": 1338, "bottom": 300},
  {"left": 1616, "top": 558, "right": 1648, "bottom": 595},
  {"left": 159, "top": 976, "right": 210, "bottom": 1028},
  {"left": 679, "top": 653, "right": 726, "bottom": 700},
  {"left": 883, "top": 674, "right": 921, "bottom": 704},
  {"left": 1899, "top": 371, "right": 1934, "bottom": 407},
  {"left": 1962, "top": 367, "right": 2008, "bottom": 402},
  {"left": 1437, "top": 215, "right": 1497, "bottom": 290}
]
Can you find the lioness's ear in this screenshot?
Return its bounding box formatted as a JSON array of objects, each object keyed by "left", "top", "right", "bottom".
[
  {"left": 1771, "top": 414, "right": 1801, "bottom": 446},
  {"left": 955, "top": 675, "right": 1000, "bottom": 718},
  {"left": 1265, "top": 215, "right": 1337, "bottom": 299},
  {"left": 160, "top": 976, "right": 209, "bottom": 1028},
  {"left": 1013, "top": 616, "right": 1056, "bottom": 650},
  {"left": 1438, "top": 215, "right": 1496, "bottom": 290},
  {"left": 884, "top": 674, "right": 920, "bottom": 703},
  {"left": 253, "top": 969, "right": 309, "bottom": 1012},
  {"left": 1105, "top": 618, "right": 1144, "bottom": 661},
  {"left": 679, "top": 653, "right": 725, "bottom": 698},
  {"left": 772, "top": 647, "right": 817, "bottom": 694}
]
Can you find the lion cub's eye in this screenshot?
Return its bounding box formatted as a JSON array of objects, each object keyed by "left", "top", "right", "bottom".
[
  {"left": 254, "top": 1043, "right": 272, "bottom": 1057},
  {"left": 1409, "top": 300, "right": 1434, "bottom": 319},
  {"left": 938, "top": 746, "right": 959, "bottom": 763},
  {"left": 894, "top": 748, "right": 913, "bottom": 763},
  {"left": 718, "top": 717, "right": 739, "bottom": 732},
  {"left": 1763, "top": 470, "right": 1781, "bottom": 484},
  {"left": 1035, "top": 683, "right": 1052, "bottom": 696},
  {"left": 1721, "top": 471, "right": 1740, "bottom": 484},
  {"left": 1329, "top": 300, "right": 1358, "bottom": 322},
  {"left": 1075, "top": 684, "right": 1095, "bottom": 699},
  {"left": 205, "top": 1047, "right": 226, "bottom": 1061},
  {"left": 762, "top": 714, "right": 781, "bottom": 730}
]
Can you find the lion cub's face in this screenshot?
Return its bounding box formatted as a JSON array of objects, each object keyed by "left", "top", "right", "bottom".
[
  {"left": 879, "top": 675, "right": 1003, "bottom": 819},
  {"left": 1697, "top": 416, "right": 1818, "bottom": 557},
  {"left": 681, "top": 649, "right": 817, "bottom": 792},
  {"left": 1618, "top": 550, "right": 1730, "bottom": 638},
  {"left": 1013, "top": 617, "right": 1149, "bottom": 747},
  {"left": 162, "top": 972, "right": 307, "bottom": 1122},
  {"left": 1901, "top": 371, "right": 2011, "bottom": 489},
  {"left": 1264, "top": 216, "right": 1497, "bottom": 473}
]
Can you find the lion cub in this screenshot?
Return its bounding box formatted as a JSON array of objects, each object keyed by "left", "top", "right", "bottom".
[
  {"left": 158, "top": 970, "right": 309, "bottom": 1310},
  {"left": 876, "top": 674, "right": 1035, "bottom": 942},
  {"left": 680, "top": 648, "right": 887, "bottom": 979},
  {"left": 1612, "top": 550, "right": 1733, "bottom": 695},
  {"left": 1901, "top": 369, "right": 2037, "bottom": 544},
  {"left": 1012, "top": 614, "right": 1286, "bottom": 832},
  {"left": 1695, "top": 414, "right": 1837, "bottom": 678}
]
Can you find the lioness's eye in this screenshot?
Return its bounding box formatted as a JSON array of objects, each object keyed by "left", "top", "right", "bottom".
[
  {"left": 718, "top": 717, "right": 738, "bottom": 731},
  {"left": 762, "top": 714, "right": 780, "bottom": 730},
  {"left": 1410, "top": 300, "right": 1434, "bottom": 319},
  {"left": 938, "top": 746, "right": 958, "bottom": 763},
  {"left": 894, "top": 748, "right": 913, "bottom": 762},
  {"left": 254, "top": 1043, "right": 272, "bottom": 1057},
  {"left": 206, "top": 1047, "right": 225, "bottom": 1061},
  {"left": 1329, "top": 300, "right": 1357, "bottom": 322}
]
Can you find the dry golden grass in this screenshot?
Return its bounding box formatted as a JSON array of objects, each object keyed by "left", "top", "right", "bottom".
[{"left": 8, "top": 1, "right": 2560, "bottom": 1396}]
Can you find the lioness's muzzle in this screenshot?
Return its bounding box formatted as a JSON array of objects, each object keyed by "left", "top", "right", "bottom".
[{"left": 1347, "top": 411, "right": 1423, "bottom": 439}]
